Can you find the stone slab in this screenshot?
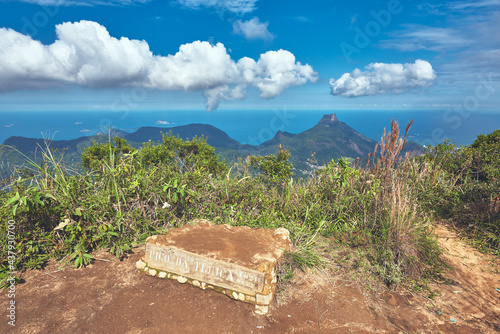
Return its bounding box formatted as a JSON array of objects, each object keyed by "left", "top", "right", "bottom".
[
  {"left": 145, "top": 243, "right": 265, "bottom": 295},
  {"left": 137, "top": 219, "right": 292, "bottom": 314}
]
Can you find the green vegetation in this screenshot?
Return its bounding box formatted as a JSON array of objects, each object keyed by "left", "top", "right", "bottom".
[
  {"left": 0, "top": 122, "right": 499, "bottom": 292},
  {"left": 419, "top": 130, "right": 500, "bottom": 253},
  {"left": 249, "top": 144, "right": 293, "bottom": 185},
  {"left": 0, "top": 114, "right": 386, "bottom": 179}
]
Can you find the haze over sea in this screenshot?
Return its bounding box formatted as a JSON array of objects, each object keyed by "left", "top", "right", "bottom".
[{"left": 1, "top": 110, "right": 498, "bottom": 148}]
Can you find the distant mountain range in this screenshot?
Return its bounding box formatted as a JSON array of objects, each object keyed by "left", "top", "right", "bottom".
[{"left": 0, "top": 113, "right": 423, "bottom": 178}]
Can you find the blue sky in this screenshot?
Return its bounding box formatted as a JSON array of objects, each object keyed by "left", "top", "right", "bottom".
[{"left": 0, "top": 0, "right": 499, "bottom": 112}]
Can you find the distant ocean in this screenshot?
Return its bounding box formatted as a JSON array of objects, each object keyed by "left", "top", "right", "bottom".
[{"left": 1, "top": 109, "right": 499, "bottom": 147}]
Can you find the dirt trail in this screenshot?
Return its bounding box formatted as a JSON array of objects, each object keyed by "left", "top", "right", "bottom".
[
  {"left": 426, "top": 226, "right": 500, "bottom": 331},
  {"left": 1, "top": 224, "right": 499, "bottom": 333}
]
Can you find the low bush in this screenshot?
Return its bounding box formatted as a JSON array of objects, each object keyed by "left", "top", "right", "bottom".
[{"left": 421, "top": 130, "right": 500, "bottom": 253}]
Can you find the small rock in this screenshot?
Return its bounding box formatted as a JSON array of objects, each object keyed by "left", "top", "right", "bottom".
[
  {"left": 255, "top": 305, "right": 269, "bottom": 315},
  {"left": 471, "top": 312, "right": 486, "bottom": 319},
  {"left": 256, "top": 293, "right": 272, "bottom": 305},
  {"left": 136, "top": 260, "right": 146, "bottom": 270},
  {"left": 273, "top": 228, "right": 291, "bottom": 244}
]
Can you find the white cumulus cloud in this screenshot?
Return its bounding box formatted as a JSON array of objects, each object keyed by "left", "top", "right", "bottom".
[
  {"left": 329, "top": 60, "right": 436, "bottom": 97},
  {"left": 0, "top": 20, "right": 318, "bottom": 110},
  {"left": 233, "top": 17, "right": 274, "bottom": 40},
  {"left": 0, "top": 21, "right": 153, "bottom": 90},
  {"left": 175, "top": 0, "right": 258, "bottom": 15}
]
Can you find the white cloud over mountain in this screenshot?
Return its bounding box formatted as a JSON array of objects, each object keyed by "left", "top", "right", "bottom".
[
  {"left": 175, "top": 0, "right": 258, "bottom": 15},
  {"left": 233, "top": 17, "right": 274, "bottom": 40},
  {"left": 329, "top": 60, "right": 436, "bottom": 97},
  {"left": 0, "top": 20, "right": 317, "bottom": 110}
]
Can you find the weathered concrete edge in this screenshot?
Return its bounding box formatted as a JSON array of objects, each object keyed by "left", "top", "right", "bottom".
[
  {"left": 144, "top": 243, "right": 266, "bottom": 295},
  {"left": 136, "top": 259, "right": 273, "bottom": 314}
]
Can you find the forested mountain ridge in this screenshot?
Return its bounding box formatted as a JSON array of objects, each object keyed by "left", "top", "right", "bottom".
[{"left": 0, "top": 114, "right": 423, "bottom": 178}]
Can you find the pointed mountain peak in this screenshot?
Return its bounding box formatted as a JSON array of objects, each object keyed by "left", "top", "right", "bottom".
[
  {"left": 318, "top": 113, "right": 339, "bottom": 125},
  {"left": 275, "top": 130, "right": 295, "bottom": 138}
]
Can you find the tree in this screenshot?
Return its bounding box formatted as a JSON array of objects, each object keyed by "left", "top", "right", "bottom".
[
  {"left": 138, "top": 132, "right": 227, "bottom": 176},
  {"left": 81, "top": 137, "right": 135, "bottom": 171},
  {"left": 248, "top": 145, "right": 293, "bottom": 185}
]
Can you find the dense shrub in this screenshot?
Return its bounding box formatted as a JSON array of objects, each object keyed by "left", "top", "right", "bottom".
[
  {"left": 421, "top": 131, "right": 500, "bottom": 252},
  {"left": 81, "top": 136, "right": 135, "bottom": 171},
  {"left": 139, "top": 132, "right": 227, "bottom": 176},
  {"left": 248, "top": 145, "right": 292, "bottom": 186}
]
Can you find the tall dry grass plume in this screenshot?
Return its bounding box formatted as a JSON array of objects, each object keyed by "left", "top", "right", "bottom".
[
  {"left": 368, "top": 119, "right": 414, "bottom": 173},
  {"left": 367, "top": 119, "right": 436, "bottom": 280}
]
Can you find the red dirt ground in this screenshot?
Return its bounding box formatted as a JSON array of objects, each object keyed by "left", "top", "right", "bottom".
[{"left": 2, "top": 224, "right": 499, "bottom": 333}]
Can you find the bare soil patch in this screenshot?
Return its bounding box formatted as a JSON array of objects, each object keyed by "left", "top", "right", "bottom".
[{"left": 2, "top": 224, "right": 499, "bottom": 333}]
